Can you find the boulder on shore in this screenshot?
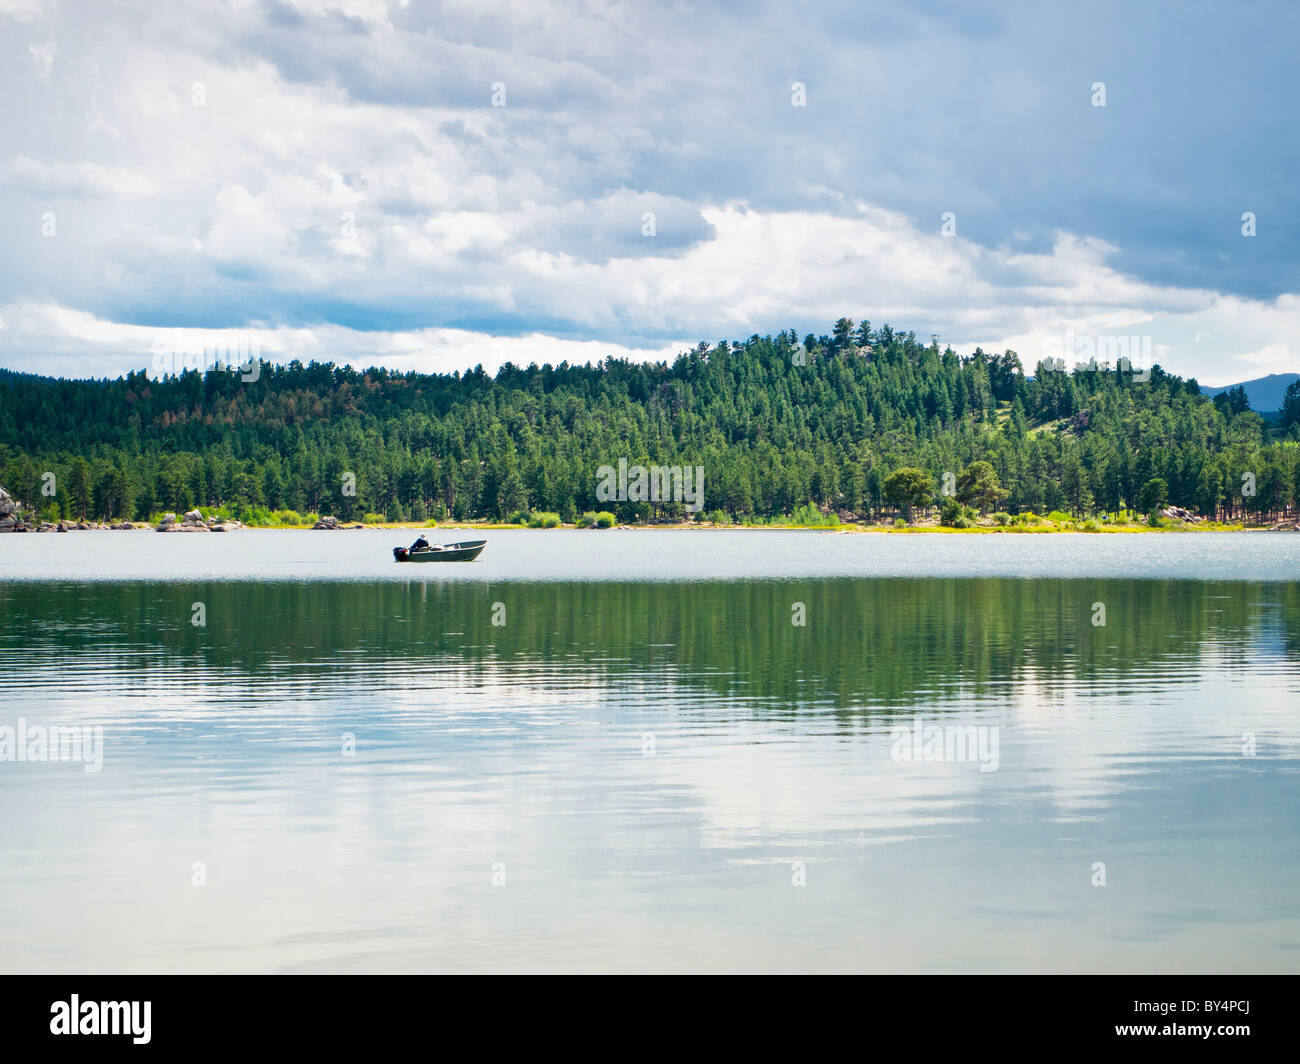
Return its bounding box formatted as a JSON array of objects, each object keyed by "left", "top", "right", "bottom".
[
  {"left": 313, "top": 515, "right": 342, "bottom": 530},
  {"left": 157, "top": 510, "right": 210, "bottom": 531},
  {"left": 1160, "top": 505, "right": 1203, "bottom": 523},
  {"left": 0, "top": 485, "right": 35, "bottom": 531}
]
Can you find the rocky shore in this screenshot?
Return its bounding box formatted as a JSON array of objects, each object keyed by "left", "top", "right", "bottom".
[
  {"left": 311, "top": 515, "right": 365, "bottom": 529},
  {"left": 155, "top": 510, "right": 242, "bottom": 532},
  {"left": 0, "top": 485, "right": 246, "bottom": 532},
  {"left": 0, "top": 486, "right": 32, "bottom": 532}
]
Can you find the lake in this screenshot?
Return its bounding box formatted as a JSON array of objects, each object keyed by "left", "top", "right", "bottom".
[{"left": 2, "top": 530, "right": 1299, "bottom": 972}]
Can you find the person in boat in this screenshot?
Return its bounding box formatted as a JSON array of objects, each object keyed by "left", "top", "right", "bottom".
[{"left": 410, "top": 534, "right": 430, "bottom": 551}]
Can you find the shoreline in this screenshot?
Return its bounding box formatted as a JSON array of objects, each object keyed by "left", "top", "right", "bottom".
[{"left": 10, "top": 520, "right": 1278, "bottom": 534}]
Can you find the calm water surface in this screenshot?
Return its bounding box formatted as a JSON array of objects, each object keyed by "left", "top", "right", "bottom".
[
  {"left": 1, "top": 531, "right": 1298, "bottom": 971},
  {"left": 2, "top": 527, "right": 1300, "bottom": 581}
]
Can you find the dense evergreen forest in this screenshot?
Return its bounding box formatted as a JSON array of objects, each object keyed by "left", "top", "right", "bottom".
[{"left": 3, "top": 320, "right": 1300, "bottom": 524}]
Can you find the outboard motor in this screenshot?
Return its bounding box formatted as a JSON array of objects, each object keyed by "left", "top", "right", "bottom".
[{"left": 393, "top": 546, "right": 409, "bottom": 562}]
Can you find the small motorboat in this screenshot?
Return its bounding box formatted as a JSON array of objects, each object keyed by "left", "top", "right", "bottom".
[{"left": 393, "top": 539, "right": 487, "bottom": 563}]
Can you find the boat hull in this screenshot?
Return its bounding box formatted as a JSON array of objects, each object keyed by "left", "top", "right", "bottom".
[{"left": 393, "top": 540, "right": 486, "bottom": 563}]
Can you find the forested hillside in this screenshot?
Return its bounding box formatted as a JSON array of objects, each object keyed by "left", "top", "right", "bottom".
[{"left": 3, "top": 321, "right": 1299, "bottom": 524}]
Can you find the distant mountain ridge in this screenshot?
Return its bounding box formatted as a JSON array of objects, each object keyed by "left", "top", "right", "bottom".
[{"left": 1202, "top": 373, "right": 1299, "bottom": 412}]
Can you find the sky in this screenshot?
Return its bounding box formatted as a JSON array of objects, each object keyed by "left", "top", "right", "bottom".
[{"left": 1, "top": 0, "right": 1297, "bottom": 386}]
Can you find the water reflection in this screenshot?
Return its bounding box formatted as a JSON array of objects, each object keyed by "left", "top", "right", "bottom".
[{"left": 0, "top": 578, "right": 1297, "bottom": 972}]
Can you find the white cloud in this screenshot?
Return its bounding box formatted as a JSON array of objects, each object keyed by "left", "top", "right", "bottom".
[
  {"left": 0, "top": 299, "right": 686, "bottom": 378},
  {"left": 28, "top": 40, "right": 54, "bottom": 79},
  {"left": 9, "top": 155, "right": 154, "bottom": 198},
  {"left": 204, "top": 184, "right": 296, "bottom": 266},
  {"left": 0, "top": 0, "right": 48, "bottom": 22},
  {"left": 6, "top": 192, "right": 1300, "bottom": 389},
  {"left": 0, "top": 0, "right": 1294, "bottom": 387}
]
